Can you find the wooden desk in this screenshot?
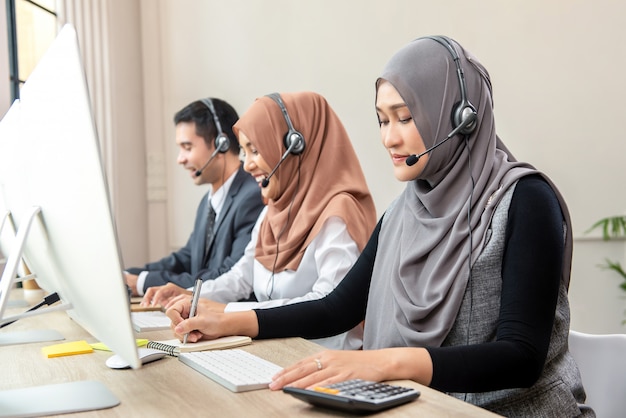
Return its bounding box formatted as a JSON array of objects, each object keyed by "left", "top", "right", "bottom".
[{"left": 1, "top": 299, "right": 500, "bottom": 417}]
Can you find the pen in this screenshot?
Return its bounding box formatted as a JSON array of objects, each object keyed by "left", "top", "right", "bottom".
[{"left": 183, "top": 277, "right": 203, "bottom": 345}]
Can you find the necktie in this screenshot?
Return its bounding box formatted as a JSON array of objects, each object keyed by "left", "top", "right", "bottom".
[{"left": 204, "top": 204, "right": 216, "bottom": 257}]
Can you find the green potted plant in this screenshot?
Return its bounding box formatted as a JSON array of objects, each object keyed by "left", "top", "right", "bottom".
[
  {"left": 587, "top": 215, "right": 626, "bottom": 288},
  {"left": 587, "top": 215, "right": 626, "bottom": 322}
]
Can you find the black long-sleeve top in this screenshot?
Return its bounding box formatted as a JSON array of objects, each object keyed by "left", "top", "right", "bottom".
[{"left": 254, "top": 176, "right": 564, "bottom": 393}]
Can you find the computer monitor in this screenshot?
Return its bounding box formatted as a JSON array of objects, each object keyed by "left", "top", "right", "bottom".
[{"left": 0, "top": 24, "right": 140, "bottom": 368}]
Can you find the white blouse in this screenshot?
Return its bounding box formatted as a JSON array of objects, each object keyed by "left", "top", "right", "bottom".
[{"left": 197, "top": 207, "right": 363, "bottom": 350}]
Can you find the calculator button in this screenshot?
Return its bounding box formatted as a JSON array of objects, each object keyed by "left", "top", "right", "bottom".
[{"left": 313, "top": 387, "right": 340, "bottom": 394}]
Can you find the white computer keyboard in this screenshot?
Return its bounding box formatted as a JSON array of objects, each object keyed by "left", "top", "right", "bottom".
[
  {"left": 178, "top": 349, "right": 283, "bottom": 392},
  {"left": 130, "top": 311, "right": 171, "bottom": 332}
]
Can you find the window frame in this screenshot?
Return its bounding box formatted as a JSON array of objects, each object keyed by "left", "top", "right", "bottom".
[{"left": 6, "top": 0, "right": 57, "bottom": 101}]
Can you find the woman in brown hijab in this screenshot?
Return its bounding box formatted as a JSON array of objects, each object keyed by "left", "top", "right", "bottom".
[
  {"left": 150, "top": 91, "right": 376, "bottom": 350},
  {"left": 167, "top": 38, "right": 592, "bottom": 417}
]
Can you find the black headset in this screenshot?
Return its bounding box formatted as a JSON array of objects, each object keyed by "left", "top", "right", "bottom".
[
  {"left": 200, "top": 98, "right": 230, "bottom": 153},
  {"left": 423, "top": 36, "right": 477, "bottom": 135},
  {"left": 265, "top": 93, "right": 305, "bottom": 155}
]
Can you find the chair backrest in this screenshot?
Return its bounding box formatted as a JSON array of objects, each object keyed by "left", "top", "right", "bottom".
[{"left": 568, "top": 329, "right": 626, "bottom": 418}]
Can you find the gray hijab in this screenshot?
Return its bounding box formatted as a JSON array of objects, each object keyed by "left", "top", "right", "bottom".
[{"left": 363, "top": 36, "right": 573, "bottom": 349}]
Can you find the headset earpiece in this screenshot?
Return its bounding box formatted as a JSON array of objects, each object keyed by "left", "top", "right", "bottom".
[
  {"left": 452, "top": 102, "right": 477, "bottom": 136},
  {"left": 201, "top": 98, "right": 231, "bottom": 153},
  {"left": 214, "top": 133, "right": 230, "bottom": 153},
  {"left": 284, "top": 131, "right": 305, "bottom": 155},
  {"left": 266, "top": 93, "right": 305, "bottom": 155}
]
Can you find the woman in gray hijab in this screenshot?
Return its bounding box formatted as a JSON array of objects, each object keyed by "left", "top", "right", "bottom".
[{"left": 167, "top": 36, "right": 593, "bottom": 417}]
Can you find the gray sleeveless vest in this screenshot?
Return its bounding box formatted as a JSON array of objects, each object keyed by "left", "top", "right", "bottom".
[{"left": 443, "top": 183, "right": 593, "bottom": 417}]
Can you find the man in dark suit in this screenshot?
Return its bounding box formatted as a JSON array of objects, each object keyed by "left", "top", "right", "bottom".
[{"left": 124, "top": 98, "right": 264, "bottom": 296}]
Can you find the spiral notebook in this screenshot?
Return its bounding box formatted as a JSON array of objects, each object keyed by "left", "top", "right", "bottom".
[{"left": 146, "top": 336, "right": 252, "bottom": 356}]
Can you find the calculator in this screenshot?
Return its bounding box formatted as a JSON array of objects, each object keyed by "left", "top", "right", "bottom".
[{"left": 283, "top": 379, "right": 420, "bottom": 413}]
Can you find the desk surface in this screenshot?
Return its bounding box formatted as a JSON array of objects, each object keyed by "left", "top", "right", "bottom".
[{"left": 1, "top": 295, "right": 500, "bottom": 417}]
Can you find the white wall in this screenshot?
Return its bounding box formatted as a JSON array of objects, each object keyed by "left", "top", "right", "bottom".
[{"left": 141, "top": 0, "right": 624, "bottom": 224}]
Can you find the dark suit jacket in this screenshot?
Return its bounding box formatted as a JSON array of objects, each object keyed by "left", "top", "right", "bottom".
[{"left": 127, "top": 165, "right": 264, "bottom": 291}]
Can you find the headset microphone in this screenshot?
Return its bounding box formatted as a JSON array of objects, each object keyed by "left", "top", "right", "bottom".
[
  {"left": 195, "top": 136, "right": 229, "bottom": 177},
  {"left": 261, "top": 136, "right": 302, "bottom": 187},
  {"left": 406, "top": 112, "right": 477, "bottom": 167}
]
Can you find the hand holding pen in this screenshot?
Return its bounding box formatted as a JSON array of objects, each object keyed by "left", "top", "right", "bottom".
[{"left": 182, "top": 277, "right": 203, "bottom": 345}]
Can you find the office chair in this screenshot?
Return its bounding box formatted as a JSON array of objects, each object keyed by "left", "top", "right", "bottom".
[{"left": 568, "top": 329, "right": 626, "bottom": 418}]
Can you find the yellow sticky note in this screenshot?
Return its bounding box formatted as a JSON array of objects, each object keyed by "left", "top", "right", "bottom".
[{"left": 42, "top": 340, "right": 94, "bottom": 358}]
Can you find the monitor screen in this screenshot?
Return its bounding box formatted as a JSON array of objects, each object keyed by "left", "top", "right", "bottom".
[{"left": 0, "top": 24, "right": 140, "bottom": 368}]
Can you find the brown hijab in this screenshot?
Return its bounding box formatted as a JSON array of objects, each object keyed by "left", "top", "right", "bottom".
[
  {"left": 233, "top": 92, "right": 376, "bottom": 272},
  {"left": 364, "top": 37, "right": 573, "bottom": 349}
]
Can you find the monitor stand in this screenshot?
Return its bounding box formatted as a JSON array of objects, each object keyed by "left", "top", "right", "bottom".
[
  {"left": 0, "top": 207, "right": 66, "bottom": 345},
  {"left": 0, "top": 380, "right": 120, "bottom": 417}
]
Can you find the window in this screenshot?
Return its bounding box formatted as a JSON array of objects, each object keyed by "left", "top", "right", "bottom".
[{"left": 7, "top": 0, "right": 57, "bottom": 100}]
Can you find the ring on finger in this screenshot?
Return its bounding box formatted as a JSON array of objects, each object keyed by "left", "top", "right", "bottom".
[{"left": 314, "top": 358, "right": 323, "bottom": 370}]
